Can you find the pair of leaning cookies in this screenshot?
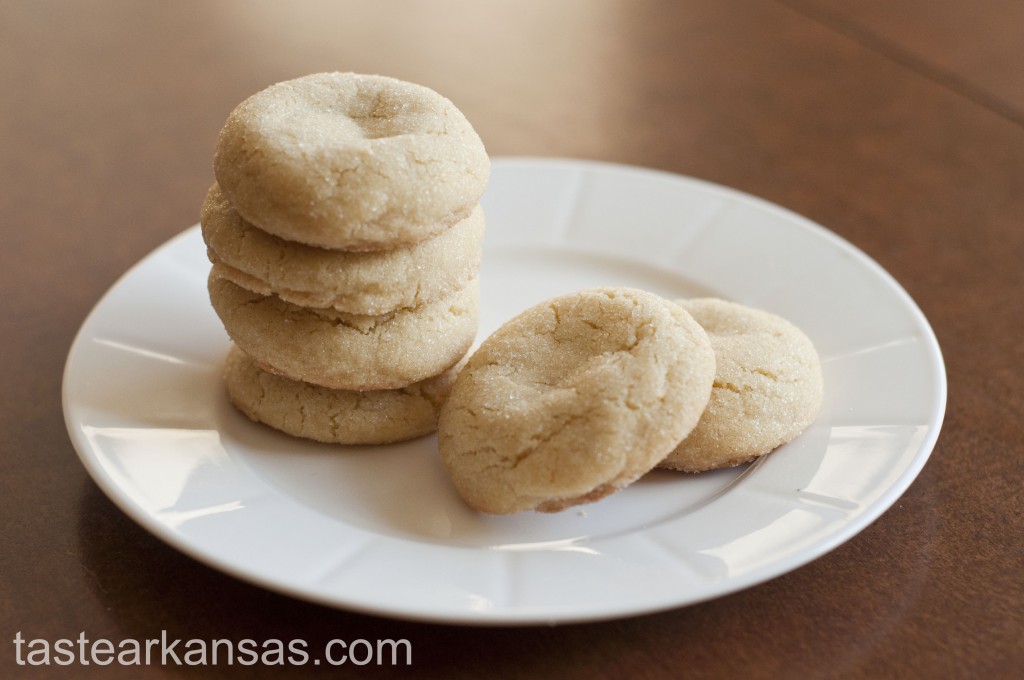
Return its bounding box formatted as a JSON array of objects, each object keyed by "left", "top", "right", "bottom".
[
  {"left": 205, "top": 72, "right": 489, "bottom": 444},
  {"left": 438, "top": 291, "right": 822, "bottom": 514}
]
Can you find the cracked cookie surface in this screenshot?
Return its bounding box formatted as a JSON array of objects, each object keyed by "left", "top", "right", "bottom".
[
  {"left": 213, "top": 72, "right": 489, "bottom": 250},
  {"left": 208, "top": 274, "right": 479, "bottom": 390},
  {"left": 224, "top": 345, "right": 464, "bottom": 444},
  {"left": 438, "top": 287, "right": 715, "bottom": 514},
  {"left": 202, "top": 184, "right": 484, "bottom": 315},
  {"left": 659, "top": 298, "right": 823, "bottom": 472}
]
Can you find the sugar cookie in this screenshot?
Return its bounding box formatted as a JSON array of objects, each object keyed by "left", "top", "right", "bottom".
[
  {"left": 208, "top": 274, "right": 479, "bottom": 390},
  {"left": 213, "top": 72, "right": 489, "bottom": 250},
  {"left": 438, "top": 288, "right": 715, "bottom": 514},
  {"left": 201, "top": 184, "right": 484, "bottom": 315},
  {"left": 659, "top": 298, "right": 823, "bottom": 472},
  {"left": 223, "top": 345, "right": 463, "bottom": 444}
]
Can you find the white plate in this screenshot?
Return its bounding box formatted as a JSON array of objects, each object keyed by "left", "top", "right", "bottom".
[{"left": 63, "top": 158, "right": 946, "bottom": 625}]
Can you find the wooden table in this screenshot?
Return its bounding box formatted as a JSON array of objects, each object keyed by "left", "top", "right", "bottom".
[{"left": 2, "top": 1, "right": 1021, "bottom": 677}]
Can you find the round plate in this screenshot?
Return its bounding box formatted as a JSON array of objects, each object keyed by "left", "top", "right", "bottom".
[{"left": 63, "top": 158, "right": 946, "bottom": 625}]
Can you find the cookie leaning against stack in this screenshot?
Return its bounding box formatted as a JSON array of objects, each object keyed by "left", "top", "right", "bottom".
[{"left": 204, "top": 72, "right": 490, "bottom": 443}]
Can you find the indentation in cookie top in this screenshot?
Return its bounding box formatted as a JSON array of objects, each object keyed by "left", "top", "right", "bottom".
[{"left": 264, "top": 75, "right": 445, "bottom": 144}]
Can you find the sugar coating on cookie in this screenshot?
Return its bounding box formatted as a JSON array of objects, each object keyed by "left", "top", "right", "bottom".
[
  {"left": 208, "top": 274, "right": 479, "bottom": 391},
  {"left": 659, "top": 298, "right": 823, "bottom": 472},
  {"left": 201, "top": 184, "right": 484, "bottom": 315},
  {"left": 214, "top": 72, "right": 490, "bottom": 250},
  {"left": 438, "top": 287, "right": 715, "bottom": 514},
  {"left": 223, "top": 345, "right": 464, "bottom": 445}
]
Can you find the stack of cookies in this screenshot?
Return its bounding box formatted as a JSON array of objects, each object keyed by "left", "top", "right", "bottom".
[{"left": 202, "top": 72, "right": 490, "bottom": 444}]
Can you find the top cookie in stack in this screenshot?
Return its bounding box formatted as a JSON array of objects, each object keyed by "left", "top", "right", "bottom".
[
  {"left": 203, "top": 72, "right": 489, "bottom": 441},
  {"left": 212, "top": 72, "right": 489, "bottom": 252}
]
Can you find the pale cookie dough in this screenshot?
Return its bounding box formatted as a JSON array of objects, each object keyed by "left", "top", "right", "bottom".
[
  {"left": 213, "top": 72, "right": 490, "bottom": 250},
  {"left": 438, "top": 288, "right": 715, "bottom": 514},
  {"left": 659, "top": 298, "right": 823, "bottom": 472},
  {"left": 208, "top": 274, "right": 479, "bottom": 390},
  {"left": 223, "top": 345, "right": 464, "bottom": 444},
  {"left": 201, "top": 184, "right": 484, "bottom": 315}
]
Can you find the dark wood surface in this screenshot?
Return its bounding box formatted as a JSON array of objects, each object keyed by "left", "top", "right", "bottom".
[{"left": 2, "top": 1, "right": 1022, "bottom": 677}]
